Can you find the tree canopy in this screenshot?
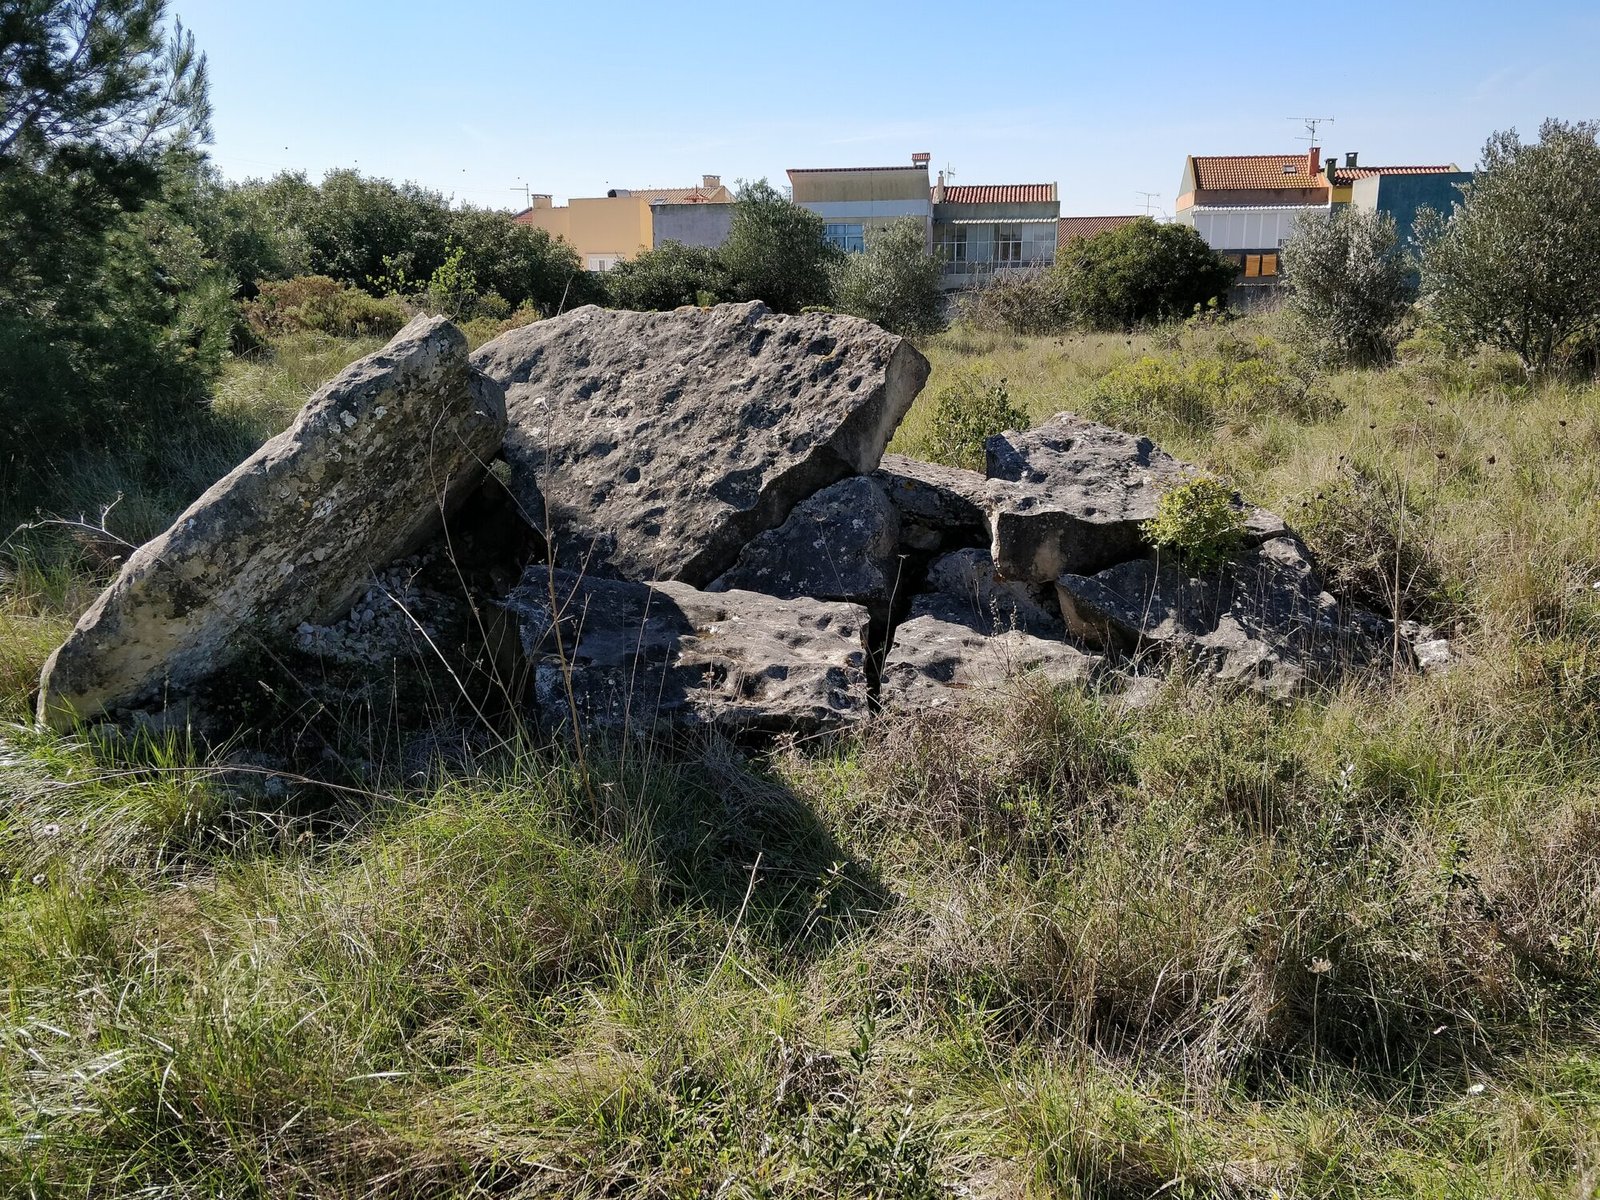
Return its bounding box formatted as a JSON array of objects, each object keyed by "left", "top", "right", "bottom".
[
  {"left": 1056, "top": 217, "right": 1237, "bottom": 330},
  {"left": 721, "top": 179, "right": 839, "bottom": 313},
  {"left": 1281, "top": 207, "right": 1414, "bottom": 366},
  {"left": 1418, "top": 118, "right": 1600, "bottom": 373},
  {"left": 832, "top": 217, "right": 945, "bottom": 336}
]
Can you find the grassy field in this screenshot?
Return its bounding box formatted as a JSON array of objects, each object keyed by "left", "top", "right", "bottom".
[{"left": 3, "top": 317, "right": 1600, "bottom": 1197}]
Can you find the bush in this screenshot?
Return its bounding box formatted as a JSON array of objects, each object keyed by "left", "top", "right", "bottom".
[
  {"left": 1056, "top": 217, "right": 1237, "bottom": 329},
  {"left": 924, "top": 374, "right": 1027, "bottom": 471},
  {"left": 1143, "top": 477, "right": 1247, "bottom": 571},
  {"left": 831, "top": 217, "right": 945, "bottom": 335},
  {"left": 1281, "top": 207, "right": 1414, "bottom": 366},
  {"left": 956, "top": 268, "right": 1072, "bottom": 336},
  {"left": 243, "top": 276, "right": 408, "bottom": 340},
  {"left": 606, "top": 241, "right": 732, "bottom": 311},
  {"left": 721, "top": 179, "right": 840, "bottom": 313}
]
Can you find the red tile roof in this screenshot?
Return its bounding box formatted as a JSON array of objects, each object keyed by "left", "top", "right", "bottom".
[
  {"left": 938, "top": 183, "right": 1057, "bottom": 204},
  {"left": 638, "top": 184, "right": 731, "bottom": 203},
  {"left": 1057, "top": 215, "right": 1140, "bottom": 246},
  {"left": 1191, "top": 154, "right": 1324, "bottom": 190},
  {"left": 1329, "top": 164, "right": 1460, "bottom": 185}
]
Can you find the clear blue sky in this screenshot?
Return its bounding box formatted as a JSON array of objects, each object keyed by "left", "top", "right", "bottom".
[{"left": 177, "top": 0, "right": 1598, "bottom": 218}]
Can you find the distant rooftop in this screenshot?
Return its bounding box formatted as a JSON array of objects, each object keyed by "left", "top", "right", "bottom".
[
  {"left": 786, "top": 165, "right": 929, "bottom": 175},
  {"left": 939, "top": 183, "right": 1057, "bottom": 204},
  {"left": 1191, "top": 154, "right": 1325, "bottom": 190},
  {"left": 1329, "top": 164, "right": 1461, "bottom": 185},
  {"left": 1057, "top": 215, "right": 1140, "bottom": 246}
]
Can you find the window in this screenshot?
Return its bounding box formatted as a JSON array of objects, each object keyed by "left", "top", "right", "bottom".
[
  {"left": 1260, "top": 252, "right": 1279, "bottom": 277},
  {"left": 938, "top": 226, "right": 967, "bottom": 263},
  {"left": 824, "top": 223, "right": 865, "bottom": 254},
  {"left": 1244, "top": 254, "right": 1261, "bottom": 278},
  {"left": 587, "top": 255, "right": 619, "bottom": 272},
  {"left": 995, "top": 226, "right": 1023, "bottom": 264}
]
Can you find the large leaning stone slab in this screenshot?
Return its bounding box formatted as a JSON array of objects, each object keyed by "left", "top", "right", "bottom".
[
  {"left": 37, "top": 316, "right": 505, "bottom": 729},
  {"left": 507, "top": 567, "right": 870, "bottom": 736},
  {"left": 983, "top": 414, "right": 1197, "bottom": 582},
  {"left": 872, "top": 453, "right": 990, "bottom": 553},
  {"left": 1055, "top": 537, "right": 1390, "bottom": 698},
  {"left": 709, "top": 476, "right": 901, "bottom": 620},
  {"left": 472, "top": 302, "right": 929, "bottom": 586}
]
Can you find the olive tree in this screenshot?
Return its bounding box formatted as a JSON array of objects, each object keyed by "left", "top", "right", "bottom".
[
  {"left": 1418, "top": 118, "right": 1600, "bottom": 373},
  {"left": 832, "top": 216, "right": 945, "bottom": 335},
  {"left": 721, "top": 179, "right": 839, "bottom": 312},
  {"left": 1281, "top": 207, "right": 1414, "bottom": 366}
]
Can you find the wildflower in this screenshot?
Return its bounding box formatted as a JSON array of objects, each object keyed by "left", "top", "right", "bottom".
[
  {"left": 30, "top": 873, "right": 46, "bottom": 886},
  {"left": 39, "top": 823, "right": 60, "bottom": 837},
  {"left": 1309, "top": 957, "right": 1332, "bottom": 974},
  {"left": 1466, "top": 1083, "right": 1486, "bottom": 1096}
]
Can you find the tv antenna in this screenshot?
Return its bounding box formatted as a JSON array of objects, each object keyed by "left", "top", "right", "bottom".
[
  {"left": 1135, "top": 190, "right": 1162, "bottom": 216},
  {"left": 509, "top": 182, "right": 530, "bottom": 209},
  {"left": 1288, "top": 116, "right": 1335, "bottom": 144}
]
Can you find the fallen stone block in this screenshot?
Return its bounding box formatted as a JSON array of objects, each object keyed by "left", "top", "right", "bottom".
[
  {"left": 507, "top": 566, "right": 871, "bottom": 735},
  {"left": 473, "top": 302, "right": 929, "bottom": 586}
]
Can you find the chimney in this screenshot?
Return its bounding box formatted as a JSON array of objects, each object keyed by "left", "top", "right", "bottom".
[
  {"left": 702, "top": 174, "right": 721, "bottom": 190},
  {"left": 934, "top": 170, "right": 945, "bottom": 204},
  {"left": 530, "top": 193, "right": 553, "bottom": 210},
  {"left": 1307, "top": 145, "right": 1321, "bottom": 178},
  {"left": 1345, "top": 151, "right": 1359, "bottom": 169},
  {"left": 1324, "top": 156, "right": 1338, "bottom": 178},
  {"left": 911, "top": 151, "right": 931, "bottom": 167}
]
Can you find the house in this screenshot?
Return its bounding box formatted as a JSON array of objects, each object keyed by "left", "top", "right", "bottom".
[
  {"left": 1176, "top": 148, "right": 1469, "bottom": 296},
  {"left": 1325, "top": 154, "right": 1470, "bottom": 249},
  {"left": 514, "top": 175, "right": 731, "bottom": 271},
  {"left": 1174, "top": 147, "right": 1331, "bottom": 291},
  {"left": 650, "top": 200, "right": 735, "bottom": 251},
  {"left": 1057, "top": 215, "right": 1140, "bottom": 248},
  {"left": 786, "top": 154, "right": 933, "bottom": 254},
  {"left": 931, "top": 176, "right": 1060, "bottom": 290}
]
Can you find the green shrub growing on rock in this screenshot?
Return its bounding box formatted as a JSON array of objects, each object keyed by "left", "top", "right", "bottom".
[{"left": 1143, "top": 477, "right": 1246, "bottom": 571}]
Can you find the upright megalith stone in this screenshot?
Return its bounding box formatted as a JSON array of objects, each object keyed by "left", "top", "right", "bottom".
[
  {"left": 471, "top": 302, "right": 930, "bottom": 587},
  {"left": 37, "top": 316, "right": 506, "bottom": 729}
]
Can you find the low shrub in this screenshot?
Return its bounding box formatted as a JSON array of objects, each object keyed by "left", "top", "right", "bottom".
[
  {"left": 957, "top": 268, "right": 1072, "bottom": 336},
  {"left": 923, "top": 373, "right": 1028, "bottom": 471},
  {"left": 243, "top": 276, "right": 409, "bottom": 341},
  {"left": 1143, "top": 477, "right": 1247, "bottom": 572}
]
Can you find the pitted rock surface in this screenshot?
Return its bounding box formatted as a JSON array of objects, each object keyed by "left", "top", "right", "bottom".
[
  {"left": 873, "top": 453, "right": 990, "bottom": 553},
  {"left": 507, "top": 566, "right": 870, "bottom": 735},
  {"left": 471, "top": 302, "right": 929, "bottom": 586},
  {"left": 984, "top": 414, "right": 1197, "bottom": 581},
  {"left": 37, "top": 316, "right": 505, "bottom": 729},
  {"left": 880, "top": 614, "right": 1100, "bottom": 708},
  {"left": 1055, "top": 536, "right": 1391, "bottom": 698},
  {"left": 709, "top": 476, "right": 900, "bottom": 620}
]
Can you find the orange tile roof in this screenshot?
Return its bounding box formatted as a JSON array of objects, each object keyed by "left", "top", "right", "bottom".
[
  {"left": 1057, "top": 215, "right": 1140, "bottom": 246},
  {"left": 787, "top": 165, "right": 928, "bottom": 175},
  {"left": 938, "top": 183, "right": 1057, "bottom": 204},
  {"left": 1329, "top": 164, "right": 1460, "bottom": 185},
  {"left": 637, "top": 185, "right": 730, "bottom": 203},
  {"left": 1191, "top": 154, "right": 1324, "bottom": 190}
]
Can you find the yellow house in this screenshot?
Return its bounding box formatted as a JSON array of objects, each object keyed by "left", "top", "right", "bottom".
[{"left": 514, "top": 176, "right": 730, "bottom": 271}]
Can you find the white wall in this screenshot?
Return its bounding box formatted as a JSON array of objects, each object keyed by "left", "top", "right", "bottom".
[{"left": 1183, "top": 206, "right": 1324, "bottom": 250}]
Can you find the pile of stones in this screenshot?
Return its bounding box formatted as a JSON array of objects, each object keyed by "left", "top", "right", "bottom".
[{"left": 35, "top": 304, "right": 1434, "bottom": 742}]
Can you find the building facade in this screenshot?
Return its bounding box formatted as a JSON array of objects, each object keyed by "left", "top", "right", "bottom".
[
  {"left": 514, "top": 175, "right": 731, "bottom": 270},
  {"left": 931, "top": 179, "right": 1059, "bottom": 290},
  {"left": 650, "top": 201, "right": 735, "bottom": 251},
  {"left": 786, "top": 157, "right": 933, "bottom": 254}
]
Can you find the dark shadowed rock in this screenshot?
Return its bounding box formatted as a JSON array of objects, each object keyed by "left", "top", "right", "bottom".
[
  {"left": 507, "top": 566, "right": 870, "bottom": 735},
  {"left": 983, "top": 414, "right": 1197, "bottom": 581},
  {"left": 471, "top": 302, "right": 929, "bottom": 586},
  {"left": 1055, "top": 536, "right": 1391, "bottom": 698},
  {"left": 709, "top": 476, "right": 902, "bottom": 620},
  {"left": 37, "top": 316, "right": 505, "bottom": 729},
  {"left": 921, "top": 547, "right": 1064, "bottom": 638},
  {"left": 872, "top": 453, "right": 990, "bottom": 553}
]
